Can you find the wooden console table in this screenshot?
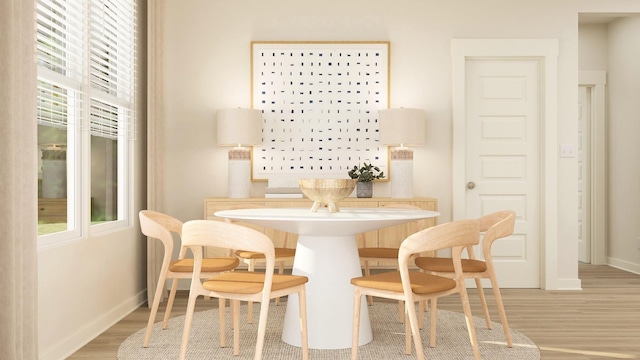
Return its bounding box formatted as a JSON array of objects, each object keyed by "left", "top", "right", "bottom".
[{"left": 203, "top": 197, "right": 438, "bottom": 269}]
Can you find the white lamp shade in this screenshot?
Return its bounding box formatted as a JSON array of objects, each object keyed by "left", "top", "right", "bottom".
[
  {"left": 216, "top": 108, "right": 263, "bottom": 146},
  {"left": 378, "top": 108, "right": 426, "bottom": 146}
]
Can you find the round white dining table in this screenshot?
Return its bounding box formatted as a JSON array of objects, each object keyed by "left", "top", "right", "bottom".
[{"left": 214, "top": 206, "right": 440, "bottom": 350}]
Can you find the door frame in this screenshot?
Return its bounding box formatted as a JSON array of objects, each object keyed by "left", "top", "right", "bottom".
[
  {"left": 451, "top": 39, "right": 559, "bottom": 290},
  {"left": 579, "top": 71, "right": 607, "bottom": 265}
]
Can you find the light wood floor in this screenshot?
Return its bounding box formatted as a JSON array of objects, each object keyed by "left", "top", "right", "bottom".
[{"left": 68, "top": 264, "right": 640, "bottom": 359}]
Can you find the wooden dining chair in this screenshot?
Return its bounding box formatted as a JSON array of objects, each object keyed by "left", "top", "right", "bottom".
[
  {"left": 357, "top": 204, "right": 427, "bottom": 322},
  {"left": 414, "top": 210, "right": 516, "bottom": 347},
  {"left": 351, "top": 219, "right": 481, "bottom": 360},
  {"left": 221, "top": 204, "right": 296, "bottom": 323},
  {"left": 138, "top": 210, "right": 239, "bottom": 348},
  {"left": 179, "top": 219, "right": 309, "bottom": 360}
]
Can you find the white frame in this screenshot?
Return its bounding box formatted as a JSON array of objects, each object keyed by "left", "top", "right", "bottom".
[
  {"left": 579, "top": 71, "right": 607, "bottom": 265},
  {"left": 451, "top": 39, "right": 561, "bottom": 290},
  {"left": 251, "top": 41, "right": 390, "bottom": 181},
  {"left": 36, "top": 0, "right": 136, "bottom": 249}
]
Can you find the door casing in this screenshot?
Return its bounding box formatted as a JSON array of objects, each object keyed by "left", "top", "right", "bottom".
[
  {"left": 578, "top": 71, "right": 607, "bottom": 265},
  {"left": 451, "top": 39, "right": 559, "bottom": 290}
]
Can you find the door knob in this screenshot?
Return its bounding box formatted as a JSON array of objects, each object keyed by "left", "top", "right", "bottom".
[{"left": 466, "top": 181, "right": 476, "bottom": 190}]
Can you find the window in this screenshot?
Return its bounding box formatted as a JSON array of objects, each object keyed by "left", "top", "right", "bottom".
[{"left": 36, "top": 0, "right": 137, "bottom": 245}]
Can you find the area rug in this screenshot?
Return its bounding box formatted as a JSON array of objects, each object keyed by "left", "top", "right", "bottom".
[{"left": 118, "top": 303, "right": 539, "bottom": 359}]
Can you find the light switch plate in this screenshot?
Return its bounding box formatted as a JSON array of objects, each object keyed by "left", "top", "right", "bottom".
[{"left": 560, "top": 144, "right": 577, "bottom": 158}]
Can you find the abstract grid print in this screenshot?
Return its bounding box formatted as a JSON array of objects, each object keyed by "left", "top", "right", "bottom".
[{"left": 251, "top": 42, "right": 389, "bottom": 180}]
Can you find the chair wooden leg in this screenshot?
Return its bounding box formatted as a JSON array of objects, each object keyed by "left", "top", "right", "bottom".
[
  {"left": 405, "top": 300, "right": 425, "bottom": 360},
  {"left": 397, "top": 264, "right": 404, "bottom": 323},
  {"left": 475, "top": 278, "right": 492, "bottom": 329},
  {"left": 233, "top": 299, "right": 240, "bottom": 356},
  {"left": 162, "top": 278, "right": 180, "bottom": 329},
  {"left": 275, "top": 261, "right": 284, "bottom": 305},
  {"left": 417, "top": 271, "right": 427, "bottom": 328},
  {"left": 404, "top": 311, "right": 411, "bottom": 355},
  {"left": 429, "top": 298, "right": 437, "bottom": 348},
  {"left": 490, "top": 275, "right": 513, "bottom": 347},
  {"left": 418, "top": 300, "right": 425, "bottom": 329},
  {"left": 363, "top": 261, "right": 373, "bottom": 306},
  {"left": 219, "top": 298, "right": 226, "bottom": 348},
  {"left": 458, "top": 286, "right": 481, "bottom": 360},
  {"left": 143, "top": 270, "right": 168, "bottom": 347},
  {"left": 298, "top": 287, "right": 309, "bottom": 360},
  {"left": 351, "top": 289, "right": 363, "bottom": 360},
  {"left": 247, "top": 260, "right": 255, "bottom": 323},
  {"left": 179, "top": 290, "right": 199, "bottom": 360},
  {"left": 253, "top": 297, "right": 271, "bottom": 360}
]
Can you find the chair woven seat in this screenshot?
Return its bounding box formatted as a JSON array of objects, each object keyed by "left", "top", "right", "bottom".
[
  {"left": 351, "top": 270, "right": 456, "bottom": 295},
  {"left": 203, "top": 271, "right": 308, "bottom": 294},
  {"left": 235, "top": 247, "right": 296, "bottom": 260},
  {"left": 169, "top": 258, "right": 239, "bottom": 273},
  {"left": 414, "top": 257, "right": 487, "bottom": 273},
  {"left": 358, "top": 247, "right": 398, "bottom": 259}
]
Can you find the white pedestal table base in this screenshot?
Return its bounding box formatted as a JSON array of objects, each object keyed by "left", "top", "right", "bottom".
[{"left": 281, "top": 234, "right": 372, "bottom": 349}]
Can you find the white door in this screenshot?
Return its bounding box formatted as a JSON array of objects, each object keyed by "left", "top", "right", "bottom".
[
  {"left": 577, "top": 86, "right": 591, "bottom": 263},
  {"left": 463, "top": 59, "right": 541, "bottom": 288}
]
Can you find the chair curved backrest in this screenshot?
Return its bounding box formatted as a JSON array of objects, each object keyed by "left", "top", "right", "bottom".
[
  {"left": 399, "top": 219, "right": 479, "bottom": 273},
  {"left": 463, "top": 210, "right": 515, "bottom": 262},
  {"left": 479, "top": 210, "right": 516, "bottom": 259},
  {"left": 140, "top": 209, "right": 183, "bottom": 236},
  {"left": 139, "top": 210, "right": 183, "bottom": 268},
  {"left": 182, "top": 220, "right": 276, "bottom": 291}
]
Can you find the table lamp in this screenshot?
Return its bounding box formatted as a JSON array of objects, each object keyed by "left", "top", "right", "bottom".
[
  {"left": 216, "top": 108, "right": 263, "bottom": 198},
  {"left": 378, "top": 108, "right": 426, "bottom": 198}
]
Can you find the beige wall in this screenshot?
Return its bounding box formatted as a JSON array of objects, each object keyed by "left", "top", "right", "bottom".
[
  {"left": 579, "top": 23, "right": 609, "bottom": 70},
  {"left": 607, "top": 17, "right": 640, "bottom": 271},
  {"left": 160, "top": 0, "right": 640, "bottom": 285}
]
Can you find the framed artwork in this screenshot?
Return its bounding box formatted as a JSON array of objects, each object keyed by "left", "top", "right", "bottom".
[{"left": 251, "top": 41, "right": 390, "bottom": 181}]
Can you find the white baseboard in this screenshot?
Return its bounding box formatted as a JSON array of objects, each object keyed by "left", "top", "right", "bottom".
[
  {"left": 39, "top": 290, "right": 146, "bottom": 360},
  {"left": 555, "top": 277, "right": 582, "bottom": 290},
  {"left": 607, "top": 257, "right": 640, "bottom": 275}
]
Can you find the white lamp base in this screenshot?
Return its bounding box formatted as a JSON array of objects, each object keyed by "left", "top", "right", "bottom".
[
  {"left": 227, "top": 149, "right": 252, "bottom": 198},
  {"left": 390, "top": 149, "right": 414, "bottom": 199}
]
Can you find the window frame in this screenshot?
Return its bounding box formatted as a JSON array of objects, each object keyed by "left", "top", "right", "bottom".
[{"left": 36, "top": 0, "right": 137, "bottom": 249}]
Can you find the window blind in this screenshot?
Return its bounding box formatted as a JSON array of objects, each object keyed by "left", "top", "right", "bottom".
[
  {"left": 36, "top": 0, "right": 137, "bottom": 139},
  {"left": 36, "top": 0, "right": 86, "bottom": 81},
  {"left": 37, "top": 80, "right": 69, "bottom": 128},
  {"left": 89, "top": 0, "right": 137, "bottom": 101}
]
